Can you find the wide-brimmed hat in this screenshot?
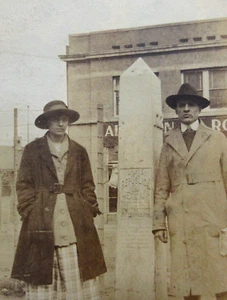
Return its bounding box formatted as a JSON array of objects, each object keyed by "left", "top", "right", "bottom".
[
  {"left": 35, "top": 100, "right": 80, "bottom": 129},
  {"left": 166, "top": 83, "right": 210, "bottom": 109}
]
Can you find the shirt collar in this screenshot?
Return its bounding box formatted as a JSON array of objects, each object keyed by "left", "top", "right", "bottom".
[
  {"left": 47, "top": 133, "right": 69, "bottom": 159},
  {"left": 181, "top": 119, "right": 199, "bottom": 132}
]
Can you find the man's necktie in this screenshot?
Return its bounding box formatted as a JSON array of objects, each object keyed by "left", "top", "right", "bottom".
[{"left": 182, "top": 126, "right": 196, "bottom": 151}]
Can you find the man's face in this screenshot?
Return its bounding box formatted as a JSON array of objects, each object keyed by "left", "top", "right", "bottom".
[
  {"left": 175, "top": 99, "right": 201, "bottom": 125},
  {"left": 48, "top": 114, "right": 69, "bottom": 138}
]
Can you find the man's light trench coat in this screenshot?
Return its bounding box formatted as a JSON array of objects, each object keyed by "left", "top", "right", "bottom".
[{"left": 153, "top": 123, "right": 227, "bottom": 297}]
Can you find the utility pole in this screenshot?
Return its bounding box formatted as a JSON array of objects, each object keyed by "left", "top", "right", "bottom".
[
  {"left": 14, "top": 108, "right": 18, "bottom": 171},
  {"left": 13, "top": 108, "right": 20, "bottom": 248},
  {"left": 96, "top": 103, "right": 105, "bottom": 294},
  {"left": 27, "top": 105, "right": 30, "bottom": 144}
]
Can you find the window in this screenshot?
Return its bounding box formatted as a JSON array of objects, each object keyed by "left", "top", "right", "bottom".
[
  {"left": 183, "top": 68, "right": 227, "bottom": 109},
  {"left": 209, "top": 69, "right": 227, "bottom": 108},
  {"left": 2, "top": 185, "right": 11, "bottom": 196},
  {"left": 183, "top": 70, "right": 203, "bottom": 97},
  {"left": 106, "top": 145, "right": 118, "bottom": 213},
  {"left": 1, "top": 172, "right": 13, "bottom": 197},
  {"left": 113, "top": 76, "right": 120, "bottom": 116},
  {"left": 108, "top": 162, "right": 118, "bottom": 213}
]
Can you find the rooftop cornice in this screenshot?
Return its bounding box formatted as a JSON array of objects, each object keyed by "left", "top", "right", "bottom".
[
  {"left": 59, "top": 41, "right": 227, "bottom": 62},
  {"left": 68, "top": 17, "right": 227, "bottom": 38}
]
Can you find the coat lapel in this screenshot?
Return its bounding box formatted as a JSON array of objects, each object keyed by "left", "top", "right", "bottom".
[
  {"left": 166, "top": 128, "right": 189, "bottom": 159},
  {"left": 166, "top": 123, "right": 212, "bottom": 166},
  {"left": 185, "top": 123, "right": 211, "bottom": 165},
  {"left": 39, "top": 134, "right": 57, "bottom": 178},
  {"left": 65, "top": 138, "right": 79, "bottom": 177}
]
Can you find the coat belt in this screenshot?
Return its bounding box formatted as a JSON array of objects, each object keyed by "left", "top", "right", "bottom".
[
  {"left": 36, "top": 183, "right": 74, "bottom": 194},
  {"left": 172, "top": 172, "right": 222, "bottom": 186}
]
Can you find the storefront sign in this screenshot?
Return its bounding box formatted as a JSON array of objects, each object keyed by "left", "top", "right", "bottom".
[
  {"left": 104, "top": 123, "right": 119, "bottom": 137},
  {"left": 103, "top": 115, "right": 227, "bottom": 147},
  {"left": 103, "top": 122, "right": 118, "bottom": 147},
  {"left": 164, "top": 116, "right": 227, "bottom": 136}
]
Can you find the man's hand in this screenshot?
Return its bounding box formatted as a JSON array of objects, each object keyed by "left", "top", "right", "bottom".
[{"left": 154, "top": 230, "right": 168, "bottom": 243}]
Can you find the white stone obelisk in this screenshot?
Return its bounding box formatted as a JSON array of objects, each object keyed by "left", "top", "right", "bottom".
[{"left": 115, "top": 58, "right": 166, "bottom": 300}]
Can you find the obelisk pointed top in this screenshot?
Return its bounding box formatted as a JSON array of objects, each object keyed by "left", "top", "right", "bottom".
[{"left": 121, "top": 57, "right": 154, "bottom": 77}]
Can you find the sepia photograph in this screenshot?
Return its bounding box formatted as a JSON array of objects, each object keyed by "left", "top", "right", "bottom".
[{"left": 0, "top": 1, "right": 227, "bottom": 299}]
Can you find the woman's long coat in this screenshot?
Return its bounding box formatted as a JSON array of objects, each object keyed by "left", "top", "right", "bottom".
[
  {"left": 153, "top": 123, "right": 227, "bottom": 297},
  {"left": 11, "top": 134, "right": 107, "bottom": 285}
]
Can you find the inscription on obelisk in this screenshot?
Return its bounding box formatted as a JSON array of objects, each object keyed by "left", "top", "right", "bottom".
[{"left": 120, "top": 169, "right": 152, "bottom": 217}]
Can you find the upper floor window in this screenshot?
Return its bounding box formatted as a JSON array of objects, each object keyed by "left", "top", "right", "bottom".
[
  {"left": 113, "top": 76, "right": 120, "bottom": 116},
  {"left": 183, "top": 70, "right": 203, "bottom": 97},
  {"left": 209, "top": 69, "right": 227, "bottom": 108},
  {"left": 183, "top": 68, "right": 227, "bottom": 109}
]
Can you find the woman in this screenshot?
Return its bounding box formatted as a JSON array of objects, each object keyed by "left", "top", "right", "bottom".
[{"left": 11, "top": 100, "right": 107, "bottom": 300}]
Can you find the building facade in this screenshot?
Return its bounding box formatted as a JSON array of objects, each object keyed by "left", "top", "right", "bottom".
[{"left": 60, "top": 17, "right": 227, "bottom": 297}]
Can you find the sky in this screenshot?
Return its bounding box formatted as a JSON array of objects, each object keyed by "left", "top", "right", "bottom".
[{"left": 0, "top": 0, "right": 227, "bottom": 146}]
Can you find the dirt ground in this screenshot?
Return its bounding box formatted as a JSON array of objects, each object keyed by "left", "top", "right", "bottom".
[{"left": 0, "top": 296, "right": 25, "bottom": 300}]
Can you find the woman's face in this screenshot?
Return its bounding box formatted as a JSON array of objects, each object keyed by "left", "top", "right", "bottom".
[{"left": 48, "top": 114, "right": 69, "bottom": 139}]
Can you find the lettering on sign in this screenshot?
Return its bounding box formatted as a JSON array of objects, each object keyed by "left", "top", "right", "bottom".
[
  {"left": 164, "top": 116, "right": 227, "bottom": 137},
  {"left": 105, "top": 124, "right": 118, "bottom": 137},
  {"left": 211, "top": 119, "right": 227, "bottom": 131},
  {"left": 120, "top": 169, "right": 153, "bottom": 217},
  {"left": 104, "top": 116, "right": 227, "bottom": 147},
  {"left": 164, "top": 121, "right": 175, "bottom": 133},
  {"left": 103, "top": 122, "right": 118, "bottom": 148}
]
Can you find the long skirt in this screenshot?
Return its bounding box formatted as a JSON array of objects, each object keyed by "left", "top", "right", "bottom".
[{"left": 25, "top": 243, "right": 100, "bottom": 300}]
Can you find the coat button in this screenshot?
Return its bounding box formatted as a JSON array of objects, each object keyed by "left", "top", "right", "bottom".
[
  {"left": 45, "top": 207, "right": 49, "bottom": 212},
  {"left": 61, "top": 222, "right": 66, "bottom": 227},
  {"left": 63, "top": 236, "right": 68, "bottom": 241},
  {"left": 60, "top": 209, "right": 65, "bottom": 214}
]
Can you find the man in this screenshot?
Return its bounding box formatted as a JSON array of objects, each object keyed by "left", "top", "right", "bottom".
[
  {"left": 153, "top": 83, "right": 227, "bottom": 300},
  {"left": 11, "top": 100, "right": 107, "bottom": 299}
]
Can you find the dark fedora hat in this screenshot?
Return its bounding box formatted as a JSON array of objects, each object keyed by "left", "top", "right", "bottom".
[
  {"left": 35, "top": 100, "right": 80, "bottom": 129},
  {"left": 166, "top": 83, "right": 210, "bottom": 109}
]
